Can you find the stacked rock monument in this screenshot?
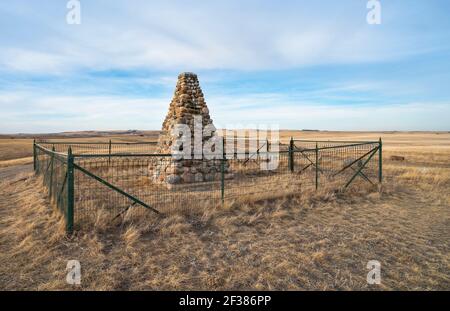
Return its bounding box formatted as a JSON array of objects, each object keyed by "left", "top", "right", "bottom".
[{"left": 149, "top": 72, "right": 230, "bottom": 186}]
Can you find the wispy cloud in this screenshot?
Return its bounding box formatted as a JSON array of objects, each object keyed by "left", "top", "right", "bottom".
[
  {"left": 1, "top": 1, "right": 448, "bottom": 73},
  {"left": 1, "top": 91, "right": 449, "bottom": 133}
]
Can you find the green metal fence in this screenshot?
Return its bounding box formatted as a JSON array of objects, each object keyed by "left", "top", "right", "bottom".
[
  {"left": 38, "top": 140, "right": 158, "bottom": 155},
  {"left": 34, "top": 138, "right": 382, "bottom": 233},
  {"left": 35, "top": 142, "right": 72, "bottom": 231}
]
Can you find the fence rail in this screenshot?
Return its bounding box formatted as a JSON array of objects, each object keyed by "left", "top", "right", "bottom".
[{"left": 34, "top": 138, "right": 382, "bottom": 233}]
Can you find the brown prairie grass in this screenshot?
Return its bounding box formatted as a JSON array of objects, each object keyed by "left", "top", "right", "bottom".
[
  {"left": 0, "top": 131, "right": 449, "bottom": 290},
  {"left": 0, "top": 157, "right": 33, "bottom": 168},
  {"left": 0, "top": 139, "right": 34, "bottom": 161}
]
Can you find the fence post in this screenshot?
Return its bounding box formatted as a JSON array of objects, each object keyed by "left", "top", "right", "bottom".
[
  {"left": 315, "top": 142, "right": 319, "bottom": 190},
  {"left": 33, "top": 139, "right": 37, "bottom": 172},
  {"left": 221, "top": 142, "right": 225, "bottom": 205},
  {"left": 67, "top": 147, "right": 74, "bottom": 234},
  {"left": 108, "top": 139, "right": 112, "bottom": 165},
  {"left": 378, "top": 137, "right": 382, "bottom": 184},
  {"left": 49, "top": 146, "right": 55, "bottom": 199},
  {"left": 289, "top": 137, "right": 294, "bottom": 172}
]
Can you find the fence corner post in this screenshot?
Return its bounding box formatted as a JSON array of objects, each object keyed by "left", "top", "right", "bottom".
[
  {"left": 378, "top": 137, "right": 382, "bottom": 184},
  {"left": 108, "top": 139, "right": 112, "bottom": 165},
  {"left": 221, "top": 141, "right": 225, "bottom": 206},
  {"left": 49, "top": 146, "right": 55, "bottom": 199},
  {"left": 289, "top": 136, "right": 294, "bottom": 172},
  {"left": 33, "top": 139, "right": 37, "bottom": 172},
  {"left": 67, "top": 147, "right": 74, "bottom": 234},
  {"left": 315, "top": 142, "right": 319, "bottom": 190}
]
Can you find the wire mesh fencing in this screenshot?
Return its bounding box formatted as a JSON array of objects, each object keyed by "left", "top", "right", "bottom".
[
  {"left": 33, "top": 138, "right": 382, "bottom": 233},
  {"left": 38, "top": 140, "right": 158, "bottom": 155},
  {"left": 35, "top": 144, "right": 70, "bottom": 229},
  {"left": 292, "top": 140, "right": 381, "bottom": 189}
]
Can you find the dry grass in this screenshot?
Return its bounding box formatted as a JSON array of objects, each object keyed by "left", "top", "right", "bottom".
[
  {"left": 0, "top": 133, "right": 160, "bottom": 161},
  {"left": 0, "top": 139, "right": 34, "bottom": 161},
  {"left": 0, "top": 131, "right": 449, "bottom": 290},
  {"left": 0, "top": 157, "right": 33, "bottom": 168}
]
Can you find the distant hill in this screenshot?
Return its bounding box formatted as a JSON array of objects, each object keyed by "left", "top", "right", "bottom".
[{"left": 0, "top": 130, "right": 161, "bottom": 139}]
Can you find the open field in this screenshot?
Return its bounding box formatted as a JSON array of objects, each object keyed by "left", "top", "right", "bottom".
[
  {"left": 0, "top": 131, "right": 449, "bottom": 290},
  {"left": 1, "top": 130, "right": 449, "bottom": 164},
  {"left": 0, "top": 131, "right": 160, "bottom": 162}
]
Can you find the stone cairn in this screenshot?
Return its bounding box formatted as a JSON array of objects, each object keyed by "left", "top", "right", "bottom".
[{"left": 149, "top": 72, "right": 230, "bottom": 186}]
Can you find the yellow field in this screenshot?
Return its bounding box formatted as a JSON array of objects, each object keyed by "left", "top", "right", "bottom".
[{"left": 0, "top": 131, "right": 448, "bottom": 290}]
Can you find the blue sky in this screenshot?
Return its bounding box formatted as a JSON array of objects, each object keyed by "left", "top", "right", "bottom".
[{"left": 1, "top": 0, "right": 450, "bottom": 133}]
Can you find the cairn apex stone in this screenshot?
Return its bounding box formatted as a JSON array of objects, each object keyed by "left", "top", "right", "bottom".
[{"left": 178, "top": 72, "right": 197, "bottom": 79}]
